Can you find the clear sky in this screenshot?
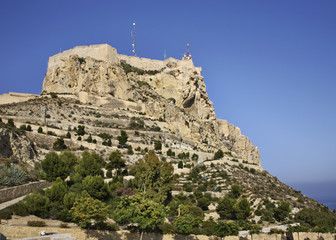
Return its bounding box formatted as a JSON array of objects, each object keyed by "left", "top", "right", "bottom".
[{"left": 1, "top": 0, "right": 335, "bottom": 186}]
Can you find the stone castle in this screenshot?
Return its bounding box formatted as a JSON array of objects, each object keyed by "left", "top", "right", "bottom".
[{"left": 41, "top": 44, "right": 260, "bottom": 166}]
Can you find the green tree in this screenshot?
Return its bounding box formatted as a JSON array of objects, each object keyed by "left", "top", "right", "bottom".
[
  {"left": 127, "top": 145, "right": 134, "bottom": 155},
  {"left": 213, "top": 149, "right": 224, "bottom": 160},
  {"left": 59, "top": 150, "right": 78, "bottom": 173},
  {"left": 273, "top": 201, "right": 291, "bottom": 222},
  {"left": 173, "top": 215, "right": 202, "bottom": 235},
  {"left": 75, "top": 151, "right": 104, "bottom": 178},
  {"left": 7, "top": 119, "right": 14, "bottom": 127},
  {"left": 234, "top": 197, "right": 251, "bottom": 220},
  {"left": 215, "top": 221, "right": 239, "bottom": 237},
  {"left": 76, "top": 125, "right": 85, "bottom": 136},
  {"left": 191, "top": 153, "right": 199, "bottom": 161},
  {"left": 22, "top": 191, "right": 50, "bottom": 218},
  {"left": 132, "top": 151, "right": 174, "bottom": 202},
  {"left": 201, "top": 218, "right": 218, "bottom": 236},
  {"left": 113, "top": 194, "right": 166, "bottom": 231},
  {"left": 41, "top": 152, "right": 67, "bottom": 181},
  {"left": 38, "top": 126, "right": 43, "bottom": 133},
  {"left": 107, "top": 151, "right": 125, "bottom": 170},
  {"left": 53, "top": 137, "right": 67, "bottom": 151},
  {"left": 117, "top": 130, "right": 128, "bottom": 146},
  {"left": 178, "top": 161, "right": 183, "bottom": 169},
  {"left": 197, "top": 197, "right": 211, "bottom": 210},
  {"left": 167, "top": 149, "right": 175, "bottom": 157},
  {"left": 228, "top": 184, "right": 242, "bottom": 199},
  {"left": 45, "top": 177, "right": 68, "bottom": 203},
  {"left": 86, "top": 134, "right": 92, "bottom": 143},
  {"left": 70, "top": 196, "right": 109, "bottom": 228},
  {"left": 82, "top": 175, "right": 108, "bottom": 200},
  {"left": 217, "top": 196, "right": 236, "bottom": 219},
  {"left": 154, "top": 140, "right": 162, "bottom": 151},
  {"left": 66, "top": 131, "right": 71, "bottom": 139}
]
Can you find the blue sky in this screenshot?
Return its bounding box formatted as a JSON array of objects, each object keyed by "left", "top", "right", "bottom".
[{"left": 1, "top": 1, "right": 335, "bottom": 186}]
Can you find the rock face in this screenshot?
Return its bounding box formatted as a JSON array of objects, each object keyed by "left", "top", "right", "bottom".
[
  {"left": 42, "top": 44, "right": 260, "bottom": 166},
  {"left": 0, "top": 128, "right": 38, "bottom": 165}
]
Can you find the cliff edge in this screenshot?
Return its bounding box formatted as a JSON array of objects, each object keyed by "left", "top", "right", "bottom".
[{"left": 41, "top": 44, "right": 260, "bottom": 166}]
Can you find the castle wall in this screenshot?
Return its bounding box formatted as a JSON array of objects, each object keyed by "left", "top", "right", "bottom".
[{"left": 48, "top": 44, "right": 118, "bottom": 68}]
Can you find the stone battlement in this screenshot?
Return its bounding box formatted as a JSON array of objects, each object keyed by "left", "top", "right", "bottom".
[{"left": 48, "top": 44, "right": 197, "bottom": 71}]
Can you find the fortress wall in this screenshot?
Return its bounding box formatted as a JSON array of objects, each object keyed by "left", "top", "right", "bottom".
[
  {"left": 118, "top": 54, "right": 165, "bottom": 70},
  {"left": 48, "top": 44, "right": 118, "bottom": 68}
]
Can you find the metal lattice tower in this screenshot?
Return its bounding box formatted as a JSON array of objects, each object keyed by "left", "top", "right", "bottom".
[{"left": 132, "top": 22, "right": 136, "bottom": 56}]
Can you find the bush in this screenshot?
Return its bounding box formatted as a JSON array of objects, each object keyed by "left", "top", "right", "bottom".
[
  {"left": 127, "top": 145, "right": 134, "bottom": 155},
  {"left": 27, "top": 220, "right": 46, "bottom": 227},
  {"left": 0, "top": 208, "right": 13, "bottom": 220},
  {"left": 53, "top": 137, "right": 67, "bottom": 151},
  {"left": 160, "top": 222, "right": 177, "bottom": 234},
  {"left": 38, "top": 126, "right": 43, "bottom": 133},
  {"left": 213, "top": 149, "right": 224, "bottom": 160},
  {"left": 76, "top": 125, "right": 85, "bottom": 136},
  {"left": 167, "top": 149, "right": 175, "bottom": 157},
  {"left": 178, "top": 161, "right": 183, "bottom": 169},
  {"left": 191, "top": 153, "right": 199, "bottom": 161},
  {"left": 117, "top": 130, "right": 128, "bottom": 146},
  {"left": 154, "top": 140, "right": 162, "bottom": 151},
  {"left": 7, "top": 119, "right": 14, "bottom": 127},
  {"left": 66, "top": 131, "right": 71, "bottom": 139},
  {"left": 59, "top": 223, "right": 69, "bottom": 228}
]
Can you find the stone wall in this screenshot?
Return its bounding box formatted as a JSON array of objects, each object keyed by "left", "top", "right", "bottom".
[
  {"left": 0, "top": 226, "right": 335, "bottom": 240},
  {"left": 0, "top": 181, "right": 51, "bottom": 204},
  {"left": 48, "top": 44, "right": 118, "bottom": 68}
]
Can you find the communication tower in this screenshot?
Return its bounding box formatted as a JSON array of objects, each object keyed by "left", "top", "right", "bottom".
[
  {"left": 183, "top": 43, "right": 192, "bottom": 60},
  {"left": 132, "top": 22, "right": 136, "bottom": 56}
]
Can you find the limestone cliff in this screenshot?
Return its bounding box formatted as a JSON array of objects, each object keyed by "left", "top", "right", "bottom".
[
  {"left": 0, "top": 128, "right": 38, "bottom": 166},
  {"left": 41, "top": 44, "right": 260, "bottom": 166}
]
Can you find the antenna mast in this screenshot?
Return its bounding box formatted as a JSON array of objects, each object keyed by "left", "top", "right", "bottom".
[{"left": 132, "top": 22, "right": 136, "bottom": 56}]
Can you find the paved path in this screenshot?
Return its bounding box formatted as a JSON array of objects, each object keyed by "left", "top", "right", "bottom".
[{"left": 0, "top": 185, "right": 51, "bottom": 211}]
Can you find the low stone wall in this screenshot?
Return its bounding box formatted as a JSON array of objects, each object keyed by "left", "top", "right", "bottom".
[
  {"left": 0, "top": 226, "right": 335, "bottom": 240},
  {"left": 0, "top": 181, "right": 51, "bottom": 204}
]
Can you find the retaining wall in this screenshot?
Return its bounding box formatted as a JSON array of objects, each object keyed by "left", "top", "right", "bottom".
[
  {"left": 0, "top": 181, "right": 51, "bottom": 204},
  {"left": 0, "top": 226, "right": 335, "bottom": 240}
]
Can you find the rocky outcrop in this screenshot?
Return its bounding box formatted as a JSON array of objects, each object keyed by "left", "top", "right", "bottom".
[
  {"left": 41, "top": 44, "right": 261, "bottom": 166},
  {"left": 0, "top": 128, "right": 38, "bottom": 165}
]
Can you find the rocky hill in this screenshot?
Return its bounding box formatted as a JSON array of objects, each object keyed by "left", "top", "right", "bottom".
[{"left": 0, "top": 44, "right": 334, "bottom": 235}]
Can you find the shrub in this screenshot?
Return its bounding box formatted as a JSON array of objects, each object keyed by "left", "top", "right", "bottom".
[
  {"left": 160, "top": 222, "right": 177, "bottom": 234},
  {"left": 154, "top": 140, "right": 162, "bottom": 151},
  {"left": 178, "top": 161, "right": 183, "bottom": 169},
  {"left": 127, "top": 145, "right": 134, "bottom": 155},
  {"left": 27, "top": 220, "right": 46, "bottom": 227},
  {"left": 47, "top": 131, "right": 57, "bottom": 136},
  {"left": 38, "top": 126, "right": 43, "bottom": 133},
  {"left": 53, "top": 137, "right": 67, "bottom": 151},
  {"left": 191, "top": 153, "right": 199, "bottom": 161},
  {"left": 213, "top": 149, "right": 224, "bottom": 160},
  {"left": 0, "top": 208, "right": 13, "bottom": 220},
  {"left": 117, "top": 130, "right": 128, "bottom": 146},
  {"left": 66, "top": 131, "right": 71, "bottom": 139},
  {"left": 7, "top": 119, "right": 15, "bottom": 127},
  {"left": 26, "top": 125, "right": 32, "bottom": 131},
  {"left": 59, "top": 223, "right": 69, "bottom": 228},
  {"left": 76, "top": 125, "right": 85, "bottom": 136}
]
